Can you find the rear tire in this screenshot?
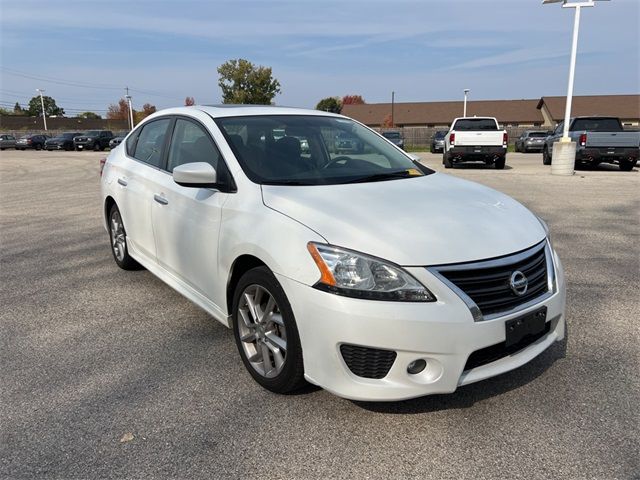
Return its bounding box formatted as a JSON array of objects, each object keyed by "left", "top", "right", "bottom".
[
  {"left": 232, "top": 266, "right": 306, "bottom": 394},
  {"left": 619, "top": 159, "right": 635, "bottom": 172},
  {"left": 543, "top": 147, "right": 551, "bottom": 165},
  {"left": 443, "top": 152, "right": 453, "bottom": 168},
  {"left": 35, "top": 144, "right": 42, "bottom": 151},
  {"left": 494, "top": 156, "right": 506, "bottom": 169},
  {"left": 108, "top": 204, "right": 142, "bottom": 270}
]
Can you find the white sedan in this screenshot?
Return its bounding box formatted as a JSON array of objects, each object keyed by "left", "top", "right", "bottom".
[{"left": 101, "top": 105, "right": 566, "bottom": 401}]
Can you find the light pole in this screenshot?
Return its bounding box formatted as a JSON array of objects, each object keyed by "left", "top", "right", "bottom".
[
  {"left": 391, "top": 91, "right": 395, "bottom": 128},
  {"left": 36, "top": 88, "right": 47, "bottom": 131},
  {"left": 463, "top": 89, "right": 470, "bottom": 117},
  {"left": 543, "top": 0, "right": 608, "bottom": 175},
  {"left": 125, "top": 94, "right": 134, "bottom": 130}
]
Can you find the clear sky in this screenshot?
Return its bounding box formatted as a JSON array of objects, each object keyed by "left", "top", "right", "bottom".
[{"left": 1, "top": 0, "right": 638, "bottom": 115}]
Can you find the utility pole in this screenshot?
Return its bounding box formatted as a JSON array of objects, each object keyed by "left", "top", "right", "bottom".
[
  {"left": 391, "top": 91, "right": 395, "bottom": 127},
  {"left": 125, "top": 87, "right": 134, "bottom": 130},
  {"left": 463, "top": 89, "right": 470, "bottom": 117},
  {"left": 36, "top": 88, "right": 47, "bottom": 131}
]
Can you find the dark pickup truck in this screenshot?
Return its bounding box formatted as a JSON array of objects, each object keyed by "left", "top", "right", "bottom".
[
  {"left": 542, "top": 117, "right": 639, "bottom": 171},
  {"left": 74, "top": 130, "right": 114, "bottom": 151}
]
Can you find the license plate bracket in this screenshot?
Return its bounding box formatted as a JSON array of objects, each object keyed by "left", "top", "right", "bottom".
[{"left": 505, "top": 307, "right": 547, "bottom": 348}]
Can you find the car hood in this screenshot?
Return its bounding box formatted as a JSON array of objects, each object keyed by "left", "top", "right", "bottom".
[{"left": 261, "top": 173, "right": 546, "bottom": 266}]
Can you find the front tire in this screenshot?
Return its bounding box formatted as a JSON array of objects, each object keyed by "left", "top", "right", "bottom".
[
  {"left": 443, "top": 152, "right": 453, "bottom": 168},
  {"left": 232, "top": 266, "right": 306, "bottom": 394},
  {"left": 108, "top": 204, "right": 141, "bottom": 270},
  {"left": 619, "top": 159, "right": 635, "bottom": 171}
]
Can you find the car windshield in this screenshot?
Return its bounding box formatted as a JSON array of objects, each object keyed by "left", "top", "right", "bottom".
[
  {"left": 60, "top": 133, "right": 77, "bottom": 139},
  {"left": 528, "top": 132, "right": 547, "bottom": 138},
  {"left": 571, "top": 118, "right": 623, "bottom": 132},
  {"left": 382, "top": 132, "right": 401, "bottom": 139},
  {"left": 85, "top": 130, "right": 101, "bottom": 136},
  {"left": 453, "top": 119, "right": 498, "bottom": 131},
  {"left": 435, "top": 131, "right": 447, "bottom": 139},
  {"left": 215, "top": 115, "right": 432, "bottom": 186}
]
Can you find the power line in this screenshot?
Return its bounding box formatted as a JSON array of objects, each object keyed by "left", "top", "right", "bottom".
[{"left": 0, "top": 67, "right": 182, "bottom": 101}]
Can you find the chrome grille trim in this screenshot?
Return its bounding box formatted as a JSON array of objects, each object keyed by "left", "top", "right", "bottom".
[{"left": 427, "top": 239, "right": 556, "bottom": 322}]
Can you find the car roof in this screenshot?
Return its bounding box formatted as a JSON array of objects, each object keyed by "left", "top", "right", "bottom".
[{"left": 143, "top": 105, "right": 345, "bottom": 120}]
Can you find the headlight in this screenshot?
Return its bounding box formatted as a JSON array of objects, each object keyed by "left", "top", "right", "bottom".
[{"left": 307, "top": 242, "right": 436, "bottom": 302}]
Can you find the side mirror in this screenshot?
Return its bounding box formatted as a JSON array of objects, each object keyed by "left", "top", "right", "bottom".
[
  {"left": 407, "top": 153, "right": 421, "bottom": 162},
  {"left": 173, "top": 162, "right": 217, "bottom": 188}
]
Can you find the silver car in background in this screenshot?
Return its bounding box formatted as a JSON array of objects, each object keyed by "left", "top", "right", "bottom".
[{"left": 515, "top": 131, "right": 549, "bottom": 153}]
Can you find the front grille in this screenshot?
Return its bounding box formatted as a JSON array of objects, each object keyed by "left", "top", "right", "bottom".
[
  {"left": 437, "top": 242, "right": 550, "bottom": 318},
  {"left": 464, "top": 321, "right": 551, "bottom": 371},
  {"left": 340, "top": 344, "right": 396, "bottom": 379}
]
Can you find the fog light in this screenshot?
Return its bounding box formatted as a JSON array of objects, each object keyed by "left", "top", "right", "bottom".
[{"left": 407, "top": 359, "right": 426, "bottom": 375}]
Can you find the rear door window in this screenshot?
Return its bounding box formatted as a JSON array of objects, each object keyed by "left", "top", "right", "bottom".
[{"left": 132, "top": 118, "right": 172, "bottom": 168}]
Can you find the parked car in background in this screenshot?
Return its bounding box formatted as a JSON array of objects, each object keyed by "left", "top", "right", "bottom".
[
  {"left": 16, "top": 134, "right": 48, "bottom": 150},
  {"left": 542, "top": 117, "right": 640, "bottom": 171},
  {"left": 0, "top": 134, "right": 17, "bottom": 150},
  {"left": 101, "top": 105, "right": 565, "bottom": 401},
  {"left": 430, "top": 130, "right": 447, "bottom": 153},
  {"left": 443, "top": 117, "right": 508, "bottom": 169},
  {"left": 515, "top": 131, "right": 549, "bottom": 153},
  {"left": 335, "top": 131, "right": 364, "bottom": 154},
  {"left": 45, "top": 132, "right": 82, "bottom": 151},
  {"left": 74, "top": 130, "right": 114, "bottom": 151},
  {"left": 382, "top": 131, "right": 405, "bottom": 150},
  {"left": 108, "top": 131, "right": 129, "bottom": 150}
]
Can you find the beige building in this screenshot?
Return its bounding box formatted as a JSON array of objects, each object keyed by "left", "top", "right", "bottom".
[{"left": 341, "top": 94, "right": 640, "bottom": 129}]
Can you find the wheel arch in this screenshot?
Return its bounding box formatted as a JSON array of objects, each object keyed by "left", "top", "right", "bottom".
[
  {"left": 104, "top": 196, "right": 116, "bottom": 229},
  {"left": 226, "top": 254, "right": 269, "bottom": 316}
]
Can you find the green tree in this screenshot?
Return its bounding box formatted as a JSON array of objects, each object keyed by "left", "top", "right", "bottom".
[
  {"left": 27, "top": 95, "right": 64, "bottom": 117},
  {"left": 77, "top": 111, "right": 102, "bottom": 119},
  {"left": 217, "top": 58, "right": 281, "bottom": 105},
  {"left": 13, "top": 102, "right": 25, "bottom": 115},
  {"left": 315, "top": 97, "right": 342, "bottom": 113}
]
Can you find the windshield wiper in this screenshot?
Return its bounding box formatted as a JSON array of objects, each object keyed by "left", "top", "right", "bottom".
[{"left": 343, "top": 170, "right": 421, "bottom": 184}]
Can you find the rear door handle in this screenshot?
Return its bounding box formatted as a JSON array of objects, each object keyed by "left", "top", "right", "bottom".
[
  {"left": 117, "top": 178, "right": 128, "bottom": 187},
  {"left": 153, "top": 194, "right": 168, "bottom": 205}
]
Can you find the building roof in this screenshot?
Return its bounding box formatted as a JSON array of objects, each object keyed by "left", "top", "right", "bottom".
[
  {"left": 536, "top": 95, "right": 640, "bottom": 121},
  {"left": 341, "top": 99, "right": 543, "bottom": 126}
]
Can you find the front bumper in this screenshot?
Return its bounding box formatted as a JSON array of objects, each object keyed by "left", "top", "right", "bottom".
[
  {"left": 45, "top": 144, "right": 65, "bottom": 150},
  {"left": 276, "top": 249, "right": 566, "bottom": 401},
  {"left": 74, "top": 140, "right": 96, "bottom": 149}
]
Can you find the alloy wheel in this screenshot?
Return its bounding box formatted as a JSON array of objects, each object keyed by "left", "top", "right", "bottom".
[
  {"left": 110, "top": 211, "right": 126, "bottom": 262},
  {"left": 237, "top": 285, "right": 287, "bottom": 378}
]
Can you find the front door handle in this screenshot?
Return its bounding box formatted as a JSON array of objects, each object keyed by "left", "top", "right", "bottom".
[
  {"left": 117, "top": 178, "right": 128, "bottom": 187},
  {"left": 153, "top": 194, "right": 168, "bottom": 205}
]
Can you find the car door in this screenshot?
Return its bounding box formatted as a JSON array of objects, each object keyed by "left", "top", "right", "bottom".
[
  {"left": 117, "top": 117, "right": 173, "bottom": 263},
  {"left": 150, "top": 115, "right": 233, "bottom": 304}
]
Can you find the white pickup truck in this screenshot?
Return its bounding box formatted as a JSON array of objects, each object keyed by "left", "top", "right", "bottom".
[{"left": 443, "top": 117, "right": 508, "bottom": 169}]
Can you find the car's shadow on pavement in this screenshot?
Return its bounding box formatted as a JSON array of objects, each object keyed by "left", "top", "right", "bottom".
[
  {"left": 350, "top": 338, "right": 567, "bottom": 414},
  {"left": 448, "top": 164, "right": 514, "bottom": 170}
]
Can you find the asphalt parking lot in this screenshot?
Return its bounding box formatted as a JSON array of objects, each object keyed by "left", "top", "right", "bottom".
[{"left": 1, "top": 149, "right": 638, "bottom": 479}]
